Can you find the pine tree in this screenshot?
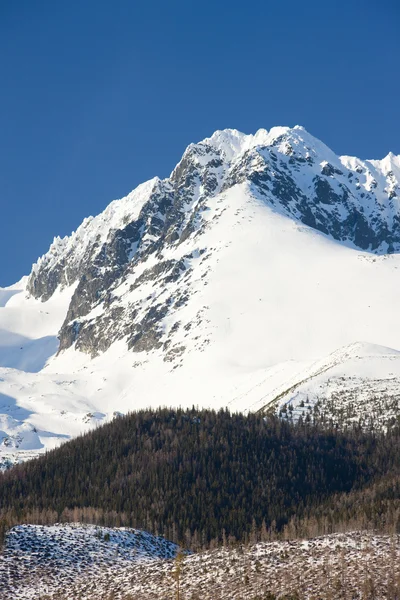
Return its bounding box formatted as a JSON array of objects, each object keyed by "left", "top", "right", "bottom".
[{"left": 172, "top": 548, "right": 184, "bottom": 600}]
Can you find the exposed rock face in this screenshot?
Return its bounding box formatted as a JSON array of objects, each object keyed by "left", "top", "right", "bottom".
[{"left": 26, "top": 126, "right": 400, "bottom": 358}]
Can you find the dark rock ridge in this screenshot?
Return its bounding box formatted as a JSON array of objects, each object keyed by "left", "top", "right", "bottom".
[{"left": 26, "top": 126, "right": 400, "bottom": 357}]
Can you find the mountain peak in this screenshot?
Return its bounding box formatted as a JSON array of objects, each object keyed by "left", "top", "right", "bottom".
[
  {"left": 200, "top": 125, "right": 316, "bottom": 158},
  {"left": 204, "top": 127, "right": 247, "bottom": 154},
  {"left": 381, "top": 151, "right": 400, "bottom": 171},
  {"left": 26, "top": 124, "right": 400, "bottom": 305}
]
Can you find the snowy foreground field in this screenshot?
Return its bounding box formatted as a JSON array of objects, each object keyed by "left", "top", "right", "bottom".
[{"left": 1, "top": 523, "right": 399, "bottom": 599}]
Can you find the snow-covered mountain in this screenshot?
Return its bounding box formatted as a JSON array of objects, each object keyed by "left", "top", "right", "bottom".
[{"left": 1, "top": 125, "right": 400, "bottom": 463}]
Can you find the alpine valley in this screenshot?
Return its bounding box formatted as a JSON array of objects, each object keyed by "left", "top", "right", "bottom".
[{"left": 1, "top": 125, "right": 400, "bottom": 465}]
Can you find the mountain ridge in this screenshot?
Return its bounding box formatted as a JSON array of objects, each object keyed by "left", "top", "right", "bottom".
[{"left": 25, "top": 125, "right": 400, "bottom": 359}]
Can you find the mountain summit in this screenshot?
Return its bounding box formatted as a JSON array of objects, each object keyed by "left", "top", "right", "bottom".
[{"left": 1, "top": 125, "right": 400, "bottom": 462}]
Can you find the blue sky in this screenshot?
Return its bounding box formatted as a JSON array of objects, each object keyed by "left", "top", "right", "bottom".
[{"left": 1, "top": 0, "right": 399, "bottom": 285}]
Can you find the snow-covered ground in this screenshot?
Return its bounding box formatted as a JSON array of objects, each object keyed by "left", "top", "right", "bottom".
[
  {"left": 271, "top": 342, "right": 400, "bottom": 428},
  {"left": 1, "top": 127, "right": 400, "bottom": 462},
  {"left": 0, "top": 523, "right": 177, "bottom": 599},
  {"left": 1, "top": 524, "right": 398, "bottom": 599}
]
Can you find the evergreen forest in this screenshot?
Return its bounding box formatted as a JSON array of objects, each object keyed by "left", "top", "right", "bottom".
[{"left": 1, "top": 408, "right": 400, "bottom": 548}]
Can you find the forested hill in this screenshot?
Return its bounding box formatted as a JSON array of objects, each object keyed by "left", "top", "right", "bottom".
[{"left": 1, "top": 408, "right": 400, "bottom": 547}]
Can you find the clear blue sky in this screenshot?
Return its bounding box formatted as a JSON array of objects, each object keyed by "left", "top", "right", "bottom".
[{"left": 1, "top": 0, "right": 399, "bottom": 285}]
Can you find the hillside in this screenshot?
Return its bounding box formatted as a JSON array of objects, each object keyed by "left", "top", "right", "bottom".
[
  {"left": 1, "top": 126, "right": 400, "bottom": 461},
  {"left": 1, "top": 526, "right": 399, "bottom": 599},
  {"left": 0, "top": 523, "right": 177, "bottom": 600},
  {"left": 262, "top": 342, "right": 400, "bottom": 429}
]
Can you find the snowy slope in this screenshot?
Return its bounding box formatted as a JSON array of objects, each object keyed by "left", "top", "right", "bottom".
[
  {"left": 0, "top": 523, "right": 177, "bottom": 599},
  {"left": 1, "top": 125, "right": 400, "bottom": 462},
  {"left": 267, "top": 342, "right": 400, "bottom": 429},
  {"left": 0, "top": 278, "right": 74, "bottom": 372},
  {"left": 1, "top": 525, "right": 398, "bottom": 599}
]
